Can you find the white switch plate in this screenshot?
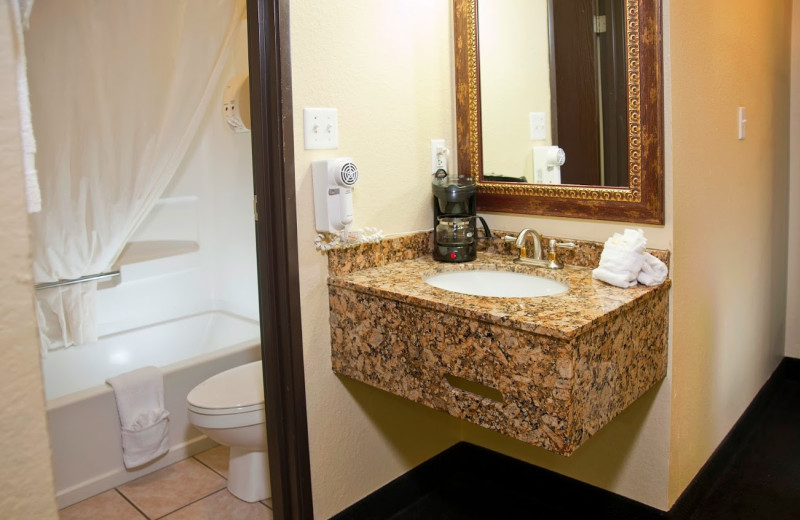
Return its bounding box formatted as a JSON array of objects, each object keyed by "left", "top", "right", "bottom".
[
  {"left": 738, "top": 107, "right": 747, "bottom": 140},
  {"left": 304, "top": 108, "right": 339, "bottom": 149},
  {"left": 530, "top": 112, "right": 547, "bottom": 141},
  {"left": 431, "top": 139, "right": 447, "bottom": 173}
]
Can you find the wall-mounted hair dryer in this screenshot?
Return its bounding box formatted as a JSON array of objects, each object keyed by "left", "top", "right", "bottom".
[
  {"left": 312, "top": 158, "right": 359, "bottom": 234},
  {"left": 533, "top": 146, "right": 566, "bottom": 184}
]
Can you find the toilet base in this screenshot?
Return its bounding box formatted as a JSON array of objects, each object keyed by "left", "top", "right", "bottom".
[{"left": 228, "top": 447, "right": 271, "bottom": 502}]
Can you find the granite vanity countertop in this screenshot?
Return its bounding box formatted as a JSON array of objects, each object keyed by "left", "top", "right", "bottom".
[{"left": 327, "top": 252, "right": 671, "bottom": 341}]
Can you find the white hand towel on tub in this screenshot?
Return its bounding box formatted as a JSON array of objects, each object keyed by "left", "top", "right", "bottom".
[{"left": 106, "top": 366, "right": 170, "bottom": 468}]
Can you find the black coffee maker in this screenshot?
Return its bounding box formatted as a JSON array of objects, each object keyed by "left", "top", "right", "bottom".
[{"left": 432, "top": 170, "right": 490, "bottom": 262}]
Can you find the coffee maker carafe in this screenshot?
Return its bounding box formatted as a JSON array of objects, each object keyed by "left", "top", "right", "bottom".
[{"left": 432, "top": 171, "right": 490, "bottom": 262}]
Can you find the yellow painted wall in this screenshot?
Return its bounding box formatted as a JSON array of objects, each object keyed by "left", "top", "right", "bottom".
[
  {"left": 0, "top": 6, "right": 59, "bottom": 518},
  {"left": 290, "top": 1, "right": 463, "bottom": 517},
  {"left": 786, "top": 0, "right": 800, "bottom": 358},
  {"left": 291, "top": 0, "right": 676, "bottom": 512},
  {"left": 467, "top": 2, "right": 675, "bottom": 510},
  {"left": 1, "top": 0, "right": 789, "bottom": 516},
  {"left": 292, "top": 0, "right": 793, "bottom": 513},
  {"left": 479, "top": 0, "right": 552, "bottom": 180},
  {"left": 668, "top": 0, "right": 792, "bottom": 504}
]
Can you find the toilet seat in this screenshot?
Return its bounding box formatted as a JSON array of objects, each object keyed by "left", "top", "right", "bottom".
[{"left": 187, "top": 360, "right": 265, "bottom": 421}]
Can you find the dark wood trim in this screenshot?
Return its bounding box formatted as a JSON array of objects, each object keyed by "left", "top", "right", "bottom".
[
  {"left": 455, "top": 0, "right": 665, "bottom": 225},
  {"left": 247, "top": 0, "right": 314, "bottom": 519}
]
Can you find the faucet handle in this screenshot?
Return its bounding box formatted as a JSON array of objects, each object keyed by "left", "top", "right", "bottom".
[
  {"left": 545, "top": 239, "right": 574, "bottom": 269},
  {"left": 502, "top": 235, "right": 518, "bottom": 243}
]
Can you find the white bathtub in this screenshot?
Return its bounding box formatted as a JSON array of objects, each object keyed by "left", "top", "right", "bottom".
[{"left": 45, "top": 310, "right": 262, "bottom": 508}]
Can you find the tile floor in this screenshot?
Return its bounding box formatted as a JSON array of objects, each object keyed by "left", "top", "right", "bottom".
[{"left": 59, "top": 446, "right": 273, "bottom": 520}]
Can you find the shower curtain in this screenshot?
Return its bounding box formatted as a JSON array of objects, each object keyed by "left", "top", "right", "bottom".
[{"left": 26, "top": 0, "right": 245, "bottom": 351}]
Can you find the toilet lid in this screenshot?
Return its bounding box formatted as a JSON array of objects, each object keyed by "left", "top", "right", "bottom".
[{"left": 187, "top": 360, "right": 265, "bottom": 414}]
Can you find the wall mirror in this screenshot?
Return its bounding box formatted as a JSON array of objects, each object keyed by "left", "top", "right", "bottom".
[{"left": 454, "top": 0, "right": 664, "bottom": 224}]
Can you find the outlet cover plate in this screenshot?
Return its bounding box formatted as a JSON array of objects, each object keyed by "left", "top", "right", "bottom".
[{"left": 530, "top": 112, "right": 547, "bottom": 141}]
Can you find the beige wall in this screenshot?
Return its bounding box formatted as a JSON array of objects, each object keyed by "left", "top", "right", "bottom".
[
  {"left": 786, "top": 0, "right": 800, "bottom": 358},
  {"left": 0, "top": 0, "right": 792, "bottom": 517},
  {"left": 464, "top": 3, "right": 675, "bottom": 510},
  {"left": 291, "top": 0, "right": 675, "bottom": 513},
  {"left": 479, "top": 0, "right": 552, "bottom": 180},
  {"left": 0, "top": 6, "right": 59, "bottom": 518},
  {"left": 668, "top": 0, "right": 792, "bottom": 505},
  {"left": 290, "top": 1, "right": 462, "bottom": 517}
]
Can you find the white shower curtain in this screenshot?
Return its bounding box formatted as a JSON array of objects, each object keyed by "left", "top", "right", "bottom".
[{"left": 27, "top": 0, "right": 245, "bottom": 351}]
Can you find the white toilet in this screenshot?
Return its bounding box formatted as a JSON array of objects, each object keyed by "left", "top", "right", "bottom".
[{"left": 187, "top": 360, "right": 270, "bottom": 502}]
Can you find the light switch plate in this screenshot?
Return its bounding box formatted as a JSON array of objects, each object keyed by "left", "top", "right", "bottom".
[
  {"left": 304, "top": 108, "right": 339, "bottom": 149},
  {"left": 738, "top": 107, "right": 746, "bottom": 140}
]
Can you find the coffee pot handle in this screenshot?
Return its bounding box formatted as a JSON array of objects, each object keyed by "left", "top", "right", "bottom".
[{"left": 476, "top": 216, "right": 491, "bottom": 239}]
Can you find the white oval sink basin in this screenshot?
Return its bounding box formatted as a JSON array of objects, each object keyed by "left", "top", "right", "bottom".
[{"left": 424, "top": 270, "right": 568, "bottom": 298}]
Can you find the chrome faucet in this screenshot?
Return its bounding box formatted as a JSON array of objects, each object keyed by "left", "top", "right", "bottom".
[
  {"left": 504, "top": 229, "right": 575, "bottom": 269},
  {"left": 510, "top": 228, "right": 545, "bottom": 261}
]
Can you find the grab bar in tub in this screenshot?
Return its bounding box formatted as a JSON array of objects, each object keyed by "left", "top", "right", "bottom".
[{"left": 34, "top": 271, "right": 121, "bottom": 291}]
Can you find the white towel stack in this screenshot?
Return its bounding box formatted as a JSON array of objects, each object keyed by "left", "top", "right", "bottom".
[
  {"left": 106, "top": 366, "right": 170, "bottom": 468},
  {"left": 592, "top": 229, "right": 668, "bottom": 288}
]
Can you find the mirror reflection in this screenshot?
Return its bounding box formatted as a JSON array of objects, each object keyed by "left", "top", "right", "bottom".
[{"left": 478, "top": 0, "right": 628, "bottom": 187}]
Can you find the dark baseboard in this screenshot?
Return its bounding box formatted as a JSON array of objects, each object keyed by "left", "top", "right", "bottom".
[
  {"left": 332, "top": 357, "right": 798, "bottom": 520},
  {"left": 331, "top": 442, "right": 664, "bottom": 520},
  {"left": 668, "top": 356, "right": 798, "bottom": 518}
]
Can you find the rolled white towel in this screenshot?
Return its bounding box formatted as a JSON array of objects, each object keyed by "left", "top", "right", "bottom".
[
  {"left": 638, "top": 253, "right": 668, "bottom": 286},
  {"left": 593, "top": 228, "right": 650, "bottom": 288},
  {"left": 605, "top": 228, "right": 647, "bottom": 253},
  {"left": 596, "top": 243, "right": 645, "bottom": 276},
  {"left": 592, "top": 266, "right": 639, "bottom": 288}
]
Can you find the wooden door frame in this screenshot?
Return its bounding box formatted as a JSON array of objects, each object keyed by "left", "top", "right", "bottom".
[{"left": 246, "top": 0, "right": 314, "bottom": 518}]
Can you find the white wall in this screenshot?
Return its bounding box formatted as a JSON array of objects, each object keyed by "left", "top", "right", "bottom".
[
  {"left": 786, "top": 0, "right": 800, "bottom": 358},
  {"left": 0, "top": 5, "right": 59, "bottom": 517}
]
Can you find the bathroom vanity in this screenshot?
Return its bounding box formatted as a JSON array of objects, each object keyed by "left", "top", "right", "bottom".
[{"left": 327, "top": 233, "right": 669, "bottom": 456}]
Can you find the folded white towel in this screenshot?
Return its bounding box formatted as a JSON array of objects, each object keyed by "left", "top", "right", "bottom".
[
  {"left": 592, "top": 266, "right": 639, "bottom": 288},
  {"left": 595, "top": 243, "right": 645, "bottom": 277},
  {"left": 607, "top": 228, "right": 647, "bottom": 253},
  {"left": 638, "top": 253, "right": 668, "bottom": 286},
  {"left": 592, "top": 229, "right": 647, "bottom": 287},
  {"left": 592, "top": 228, "right": 670, "bottom": 288},
  {"left": 106, "top": 366, "right": 170, "bottom": 468}
]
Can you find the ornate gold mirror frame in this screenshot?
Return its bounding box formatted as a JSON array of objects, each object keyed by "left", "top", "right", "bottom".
[{"left": 454, "top": 0, "right": 664, "bottom": 224}]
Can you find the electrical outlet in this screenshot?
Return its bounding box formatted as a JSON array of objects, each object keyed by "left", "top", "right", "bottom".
[
  {"left": 530, "top": 112, "right": 547, "bottom": 141},
  {"left": 304, "top": 108, "right": 339, "bottom": 149},
  {"left": 431, "top": 139, "right": 447, "bottom": 173}
]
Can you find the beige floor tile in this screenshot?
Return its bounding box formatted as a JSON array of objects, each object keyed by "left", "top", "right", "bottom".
[
  {"left": 262, "top": 497, "right": 273, "bottom": 509},
  {"left": 117, "top": 458, "right": 226, "bottom": 519},
  {"left": 59, "top": 490, "right": 145, "bottom": 520},
  {"left": 162, "top": 490, "right": 273, "bottom": 520},
  {"left": 194, "top": 444, "right": 230, "bottom": 478}
]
